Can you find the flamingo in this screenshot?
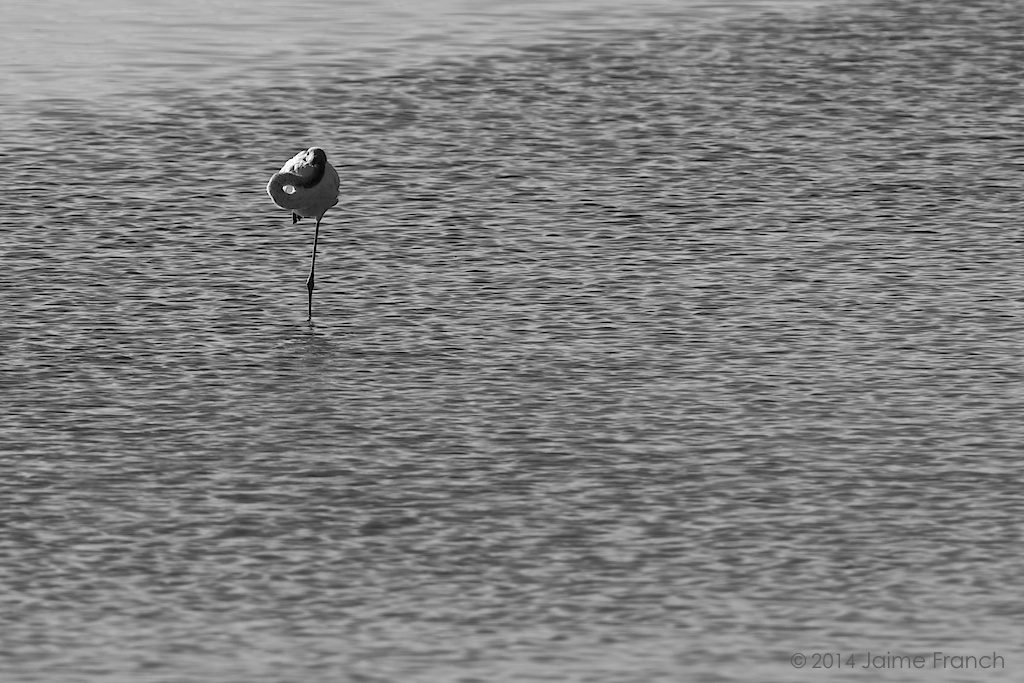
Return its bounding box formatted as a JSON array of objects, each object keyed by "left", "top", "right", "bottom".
[{"left": 267, "top": 147, "right": 341, "bottom": 319}]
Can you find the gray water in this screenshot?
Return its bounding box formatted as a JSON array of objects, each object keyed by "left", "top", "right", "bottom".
[{"left": 2, "top": 0, "right": 1022, "bottom": 681}]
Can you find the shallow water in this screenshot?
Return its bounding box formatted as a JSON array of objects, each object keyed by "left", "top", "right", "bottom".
[{"left": 2, "top": 0, "right": 1023, "bottom": 681}]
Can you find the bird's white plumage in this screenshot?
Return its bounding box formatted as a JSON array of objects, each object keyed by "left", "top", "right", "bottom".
[{"left": 266, "top": 147, "right": 340, "bottom": 221}]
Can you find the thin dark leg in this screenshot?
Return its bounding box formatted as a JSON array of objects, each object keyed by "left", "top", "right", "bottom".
[{"left": 306, "top": 218, "right": 321, "bottom": 320}]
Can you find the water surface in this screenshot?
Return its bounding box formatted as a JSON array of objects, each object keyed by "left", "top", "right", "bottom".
[{"left": 1, "top": 0, "right": 1022, "bottom": 681}]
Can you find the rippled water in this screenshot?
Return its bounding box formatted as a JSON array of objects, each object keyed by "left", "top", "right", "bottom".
[{"left": 2, "top": 0, "right": 1022, "bottom": 681}]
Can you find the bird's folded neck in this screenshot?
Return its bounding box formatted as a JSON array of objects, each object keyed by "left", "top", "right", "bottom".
[{"left": 295, "top": 162, "right": 326, "bottom": 189}]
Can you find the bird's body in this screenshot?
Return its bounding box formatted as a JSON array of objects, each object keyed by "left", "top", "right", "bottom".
[
  {"left": 267, "top": 147, "right": 340, "bottom": 221},
  {"left": 266, "top": 147, "right": 341, "bottom": 319}
]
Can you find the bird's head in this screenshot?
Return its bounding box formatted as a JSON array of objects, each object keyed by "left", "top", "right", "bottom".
[{"left": 306, "top": 147, "right": 327, "bottom": 168}]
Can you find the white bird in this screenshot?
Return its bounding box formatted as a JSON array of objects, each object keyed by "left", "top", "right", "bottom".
[{"left": 267, "top": 147, "right": 341, "bottom": 319}]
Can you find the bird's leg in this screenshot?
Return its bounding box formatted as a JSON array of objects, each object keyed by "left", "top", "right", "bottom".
[
  {"left": 306, "top": 217, "right": 321, "bottom": 320},
  {"left": 292, "top": 212, "right": 300, "bottom": 225}
]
